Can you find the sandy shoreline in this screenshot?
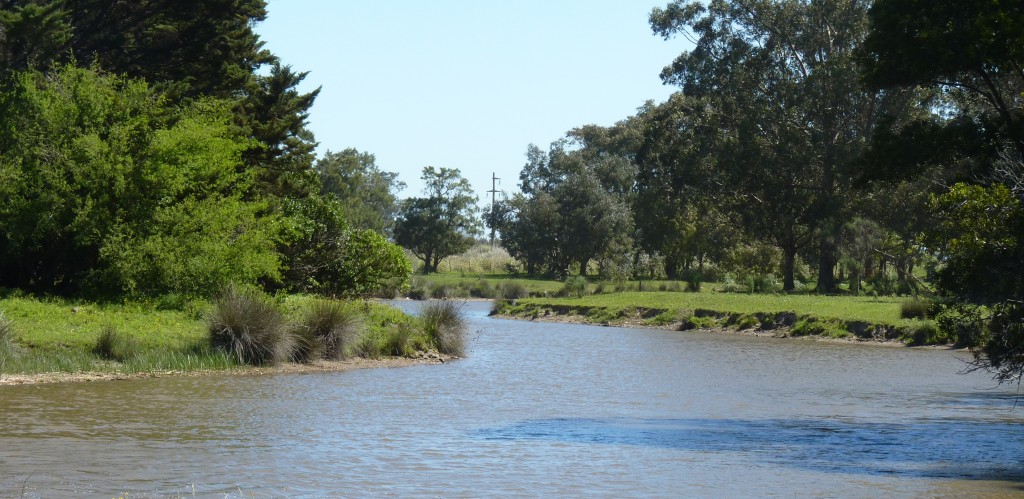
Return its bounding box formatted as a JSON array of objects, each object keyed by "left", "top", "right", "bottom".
[{"left": 0, "top": 354, "right": 452, "bottom": 386}]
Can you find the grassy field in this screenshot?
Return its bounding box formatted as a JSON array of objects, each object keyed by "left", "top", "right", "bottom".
[{"left": 0, "top": 293, "right": 454, "bottom": 377}]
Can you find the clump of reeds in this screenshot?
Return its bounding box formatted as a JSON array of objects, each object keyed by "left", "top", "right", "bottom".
[
  {"left": 420, "top": 300, "right": 467, "bottom": 356},
  {"left": 498, "top": 282, "right": 528, "bottom": 300},
  {"left": 92, "top": 324, "right": 138, "bottom": 362},
  {"left": 207, "top": 285, "right": 290, "bottom": 365},
  {"left": 301, "top": 300, "right": 364, "bottom": 360},
  {"left": 0, "top": 310, "right": 10, "bottom": 344}
]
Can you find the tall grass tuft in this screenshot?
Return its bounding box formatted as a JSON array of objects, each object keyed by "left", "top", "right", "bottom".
[
  {"left": 0, "top": 310, "right": 10, "bottom": 343},
  {"left": 288, "top": 325, "right": 324, "bottom": 363},
  {"left": 302, "top": 300, "right": 365, "bottom": 360},
  {"left": 901, "top": 298, "right": 931, "bottom": 320},
  {"left": 0, "top": 311, "right": 10, "bottom": 371},
  {"left": 498, "top": 282, "right": 529, "bottom": 300},
  {"left": 207, "top": 285, "right": 291, "bottom": 365},
  {"left": 92, "top": 325, "right": 138, "bottom": 362},
  {"left": 420, "top": 300, "right": 467, "bottom": 356}
]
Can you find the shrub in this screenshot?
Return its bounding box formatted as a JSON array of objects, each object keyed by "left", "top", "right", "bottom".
[
  {"left": 499, "top": 282, "right": 529, "bottom": 300},
  {"left": 469, "top": 279, "right": 495, "bottom": 298},
  {"left": 901, "top": 321, "right": 949, "bottom": 346},
  {"left": 92, "top": 325, "right": 138, "bottom": 362},
  {"left": 420, "top": 300, "right": 467, "bottom": 356},
  {"left": 935, "top": 304, "right": 987, "bottom": 347},
  {"left": 559, "top": 276, "right": 588, "bottom": 298},
  {"left": 302, "top": 300, "right": 364, "bottom": 359},
  {"left": 900, "top": 298, "right": 931, "bottom": 320},
  {"left": 207, "top": 285, "right": 290, "bottom": 365}
]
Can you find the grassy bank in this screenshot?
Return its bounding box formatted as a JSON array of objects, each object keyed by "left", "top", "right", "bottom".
[
  {"left": 492, "top": 291, "right": 947, "bottom": 345},
  {"left": 0, "top": 293, "right": 465, "bottom": 381}
]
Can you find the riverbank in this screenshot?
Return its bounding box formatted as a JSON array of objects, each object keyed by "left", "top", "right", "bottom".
[
  {"left": 0, "top": 354, "right": 451, "bottom": 386},
  {"left": 0, "top": 293, "right": 464, "bottom": 385},
  {"left": 491, "top": 292, "right": 950, "bottom": 346}
]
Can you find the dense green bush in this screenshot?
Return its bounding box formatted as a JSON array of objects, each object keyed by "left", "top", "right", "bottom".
[
  {"left": 559, "top": 276, "right": 589, "bottom": 298},
  {"left": 207, "top": 286, "right": 291, "bottom": 365}
]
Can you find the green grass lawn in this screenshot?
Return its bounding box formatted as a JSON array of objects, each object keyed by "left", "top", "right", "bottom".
[{"left": 520, "top": 291, "right": 915, "bottom": 325}]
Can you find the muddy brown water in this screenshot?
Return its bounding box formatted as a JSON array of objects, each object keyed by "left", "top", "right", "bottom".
[{"left": 1, "top": 300, "right": 1022, "bottom": 497}]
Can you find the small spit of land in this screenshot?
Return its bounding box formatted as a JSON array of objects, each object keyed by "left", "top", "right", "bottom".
[{"left": 0, "top": 293, "right": 460, "bottom": 385}]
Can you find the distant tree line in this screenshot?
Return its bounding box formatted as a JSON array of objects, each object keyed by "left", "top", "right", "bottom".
[
  {"left": 0, "top": 0, "right": 411, "bottom": 298},
  {"left": 485, "top": 0, "right": 1024, "bottom": 382}
]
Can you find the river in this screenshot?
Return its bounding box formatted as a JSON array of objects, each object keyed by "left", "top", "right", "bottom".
[{"left": 0, "top": 300, "right": 1022, "bottom": 497}]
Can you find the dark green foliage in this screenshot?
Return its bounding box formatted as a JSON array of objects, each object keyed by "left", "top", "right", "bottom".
[
  {"left": 901, "top": 321, "right": 949, "bottom": 347},
  {"left": 280, "top": 196, "right": 411, "bottom": 297},
  {"left": 207, "top": 285, "right": 290, "bottom": 365},
  {"left": 394, "top": 167, "right": 481, "bottom": 273},
  {"left": 420, "top": 301, "right": 467, "bottom": 357},
  {"left": 92, "top": 325, "right": 138, "bottom": 362},
  {"left": 935, "top": 304, "right": 988, "bottom": 349},
  {"left": 0, "top": 65, "right": 280, "bottom": 297}
]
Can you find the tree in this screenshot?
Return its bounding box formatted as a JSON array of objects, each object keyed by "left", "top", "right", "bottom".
[
  {"left": 862, "top": 0, "right": 1024, "bottom": 382},
  {"left": 862, "top": 0, "right": 1024, "bottom": 155},
  {"left": 651, "top": 0, "right": 904, "bottom": 291},
  {"left": 0, "top": 0, "right": 321, "bottom": 199},
  {"left": 0, "top": 64, "right": 280, "bottom": 297},
  {"left": 317, "top": 148, "right": 405, "bottom": 236},
  {"left": 493, "top": 141, "right": 634, "bottom": 277},
  {"left": 394, "top": 167, "right": 481, "bottom": 273}
]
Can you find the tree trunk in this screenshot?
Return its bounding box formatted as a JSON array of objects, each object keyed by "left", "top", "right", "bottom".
[
  {"left": 817, "top": 238, "right": 837, "bottom": 292},
  {"left": 782, "top": 245, "right": 796, "bottom": 292}
]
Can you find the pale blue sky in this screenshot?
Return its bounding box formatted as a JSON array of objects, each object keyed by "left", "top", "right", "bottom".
[{"left": 257, "top": 1, "right": 688, "bottom": 201}]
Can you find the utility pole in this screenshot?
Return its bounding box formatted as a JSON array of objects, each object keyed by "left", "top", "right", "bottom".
[{"left": 488, "top": 172, "right": 500, "bottom": 248}]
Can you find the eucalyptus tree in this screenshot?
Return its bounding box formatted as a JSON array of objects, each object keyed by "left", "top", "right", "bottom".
[
  {"left": 394, "top": 167, "right": 481, "bottom": 273},
  {"left": 650, "top": 0, "right": 904, "bottom": 291}
]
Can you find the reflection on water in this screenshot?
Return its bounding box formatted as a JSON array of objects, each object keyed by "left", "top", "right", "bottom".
[{"left": 1, "top": 300, "right": 1022, "bottom": 497}]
